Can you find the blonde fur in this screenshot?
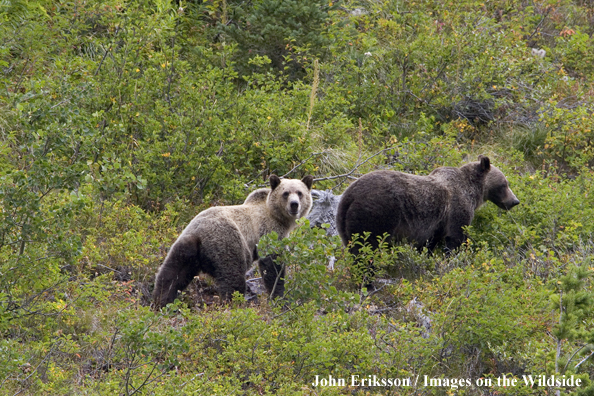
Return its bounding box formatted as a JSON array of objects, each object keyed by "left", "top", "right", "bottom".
[{"left": 153, "top": 175, "right": 313, "bottom": 308}]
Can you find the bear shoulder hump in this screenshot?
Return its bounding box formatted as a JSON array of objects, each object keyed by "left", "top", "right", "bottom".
[{"left": 244, "top": 188, "right": 271, "bottom": 205}]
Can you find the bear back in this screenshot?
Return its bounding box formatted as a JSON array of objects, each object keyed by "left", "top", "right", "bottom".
[{"left": 336, "top": 155, "right": 519, "bottom": 255}]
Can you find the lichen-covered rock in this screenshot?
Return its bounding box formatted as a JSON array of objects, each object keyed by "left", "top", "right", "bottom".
[{"left": 306, "top": 189, "right": 342, "bottom": 236}]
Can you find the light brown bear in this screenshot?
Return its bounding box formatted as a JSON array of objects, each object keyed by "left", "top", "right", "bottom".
[
  {"left": 336, "top": 156, "right": 519, "bottom": 256},
  {"left": 153, "top": 175, "right": 313, "bottom": 309}
]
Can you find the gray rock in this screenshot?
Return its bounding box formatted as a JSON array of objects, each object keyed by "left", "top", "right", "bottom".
[
  {"left": 350, "top": 7, "right": 368, "bottom": 16},
  {"left": 306, "top": 189, "right": 343, "bottom": 269},
  {"left": 406, "top": 297, "right": 432, "bottom": 338},
  {"left": 306, "top": 189, "right": 342, "bottom": 236}
]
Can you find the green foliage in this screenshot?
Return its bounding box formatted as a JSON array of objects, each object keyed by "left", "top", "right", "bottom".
[
  {"left": 79, "top": 199, "right": 181, "bottom": 282},
  {"left": 542, "top": 103, "right": 594, "bottom": 171},
  {"left": 258, "top": 222, "right": 359, "bottom": 310},
  {"left": 557, "top": 29, "right": 594, "bottom": 79},
  {"left": 435, "top": 256, "right": 545, "bottom": 361},
  {"left": 177, "top": 304, "right": 378, "bottom": 394},
  {"left": 221, "top": 0, "right": 339, "bottom": 78},
  {"left": 112, "top": 308, "right": 187, "bottom": 395},
  {"left": 549, "top": 260, "right": 594, "bottom": 394},
  {"left": 509, "top": 122, "right": 549, "bottom": 164},
  {"left": 0, "top": 181, "right": 87, "bottom": 334},
  {"left": 345, "top": 232, "right": 391, "bottom": 287},
  {"left": 471, "top": 166, "right": 594, "bottom": 253},
  {"left": 2, "top": 0, "right": 594, "bottom": 394},
  {"left": 317, "top": 0, "right": 564, "bottom": 139}
]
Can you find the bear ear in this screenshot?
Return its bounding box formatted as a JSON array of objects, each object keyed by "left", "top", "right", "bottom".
[
  {"left": 478, "top": 155, "right": 491, "bottom": 173},
  {"left": 301, "top": 175, "right": 314, "bottom": 190},
  {"left": 269, "top": 175, "right": 281, "bottom": 191}
]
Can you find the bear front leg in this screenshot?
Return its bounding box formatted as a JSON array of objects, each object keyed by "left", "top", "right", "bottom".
[
  {"left": 422, "top": 237, "right": 440, "bottom": 254},
  {"left": 258, "top": 254, "right": 285, "bottom": 299},
  {"left": 444, "top": 229, "right": 467, "bottom": 256},
  {"left": 215, "top": 271, "right": 247, "bottom": 301},
  {"left": 444, "top": 214, "right": 472, "bottom": 256},
  {"left": 153, "top": 237, "right": 201, "bottom": 309}
]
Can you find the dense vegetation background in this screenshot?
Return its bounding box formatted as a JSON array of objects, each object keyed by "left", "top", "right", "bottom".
[{"left": 1, "top": 0, "right": 594, "bottom": 394}]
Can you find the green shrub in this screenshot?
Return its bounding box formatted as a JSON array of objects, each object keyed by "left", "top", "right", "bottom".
[
  {"left": 79, "top": 199, "right": 182, "bottom": 282},
  {"left": 471, "top": 166, "right": 594, "bottom": 253},
  {"left": 549, "top": 260, "right": 594, "bottom": 394},
  {"left": 2, "top": 0, "right": 594, "bottom": 394},
  {"left": 220, "top": 0, "right": 339, "bottom": 78},
  {"left": 258, "top": 221, "right": 359, "bottom": 310},
  {"left": 541, "top": 103, "right": 594, "bottom": 171},
  {"left": 557, "top": 29, "right": 594, "bottom": 79}
]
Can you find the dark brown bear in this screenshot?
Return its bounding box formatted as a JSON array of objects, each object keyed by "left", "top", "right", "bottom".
[
  {"left": 336, "top": 156, "right": 519, "bottom": 255},
  {"left": 153, "top": 175, "right": 313, "bottom": 309}
]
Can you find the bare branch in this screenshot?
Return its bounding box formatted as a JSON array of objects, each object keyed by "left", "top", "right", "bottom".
[
  {"left": 575, "top": 349, "right": 594, "bottom": 370},
  {"left": 280, "top": 151, "right": 325, "bottom": 179},
  {"left": 13, "top": 341, "right": 62, "bottom": 395},
  {"left": 247, "top": 146, "right": 396, "bottom": 190},
  {"left": 313, "top": 146, "right": 396, "bottom": 183},
  {"left": 94, "top": 25, "right": 121, "bottom": 77},
  {"left": 527, "top": 7, "right": 551, "bottom": 41}
]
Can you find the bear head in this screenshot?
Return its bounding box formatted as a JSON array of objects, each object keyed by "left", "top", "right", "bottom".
[
  {"left": 268, "top": 175, "right": 314, "bottom": 220},
  {"left": 480, "top": 157, "right": 520, "bottom": 210}
]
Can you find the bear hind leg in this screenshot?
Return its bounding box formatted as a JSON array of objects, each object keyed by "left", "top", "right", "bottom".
[{"left": 153, "top": 236, "right": 201, "bottom": 309}]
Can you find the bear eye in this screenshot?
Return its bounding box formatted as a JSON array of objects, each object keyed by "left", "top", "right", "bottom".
[
  {"left": 297, "top": 191, "right": 303, "bottom": 197},
  {"left": 283, "top": 192, "right": 289, "bottom": 198}
]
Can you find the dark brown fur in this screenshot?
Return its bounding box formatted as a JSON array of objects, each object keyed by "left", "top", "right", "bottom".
[{"left": 336, "top": 156, "right": 519, "bottom": 255}]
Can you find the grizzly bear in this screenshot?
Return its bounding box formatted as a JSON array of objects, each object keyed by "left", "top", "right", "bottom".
[
  {"left": 336, "top": 156, "right": 519, "bottom": 256},
  {"left": 153, "top": 175, "right": 313, "bottom": 309}
]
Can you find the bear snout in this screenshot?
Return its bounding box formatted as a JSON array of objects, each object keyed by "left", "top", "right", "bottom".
[
  {"left": 506, "top": 197, "right": 520, "bottom": 209},
  {"left": 498, "top": 192, "right": 520, "bottom": 210},
  {"left": 289, "top": 201, "right": 300, "bottom": 214}
]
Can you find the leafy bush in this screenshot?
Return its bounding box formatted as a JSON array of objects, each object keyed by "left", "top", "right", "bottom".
[
  {"left": 258, "top": 221, "right": 359, "bottom": 310},
  {"left": 541, "top": 103, "right": 594, "bottom": 171},
  {"left": 557, "top": 29, "right": 594, "bottom": 79},
  {"left": 471, "top": 164, "right": 594, "bottom": 253},
  {"left": 549, "top": 260, "right": 594, "bottom": 393},
  {"left": 79, "top": 199, "right": 182, "bottom": 283},
  {"left": 221, "top": 0, "right": 339, "bottom": 78},
  {"left": 2, "top": 0, "right": 594, "bottom": 394}
]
